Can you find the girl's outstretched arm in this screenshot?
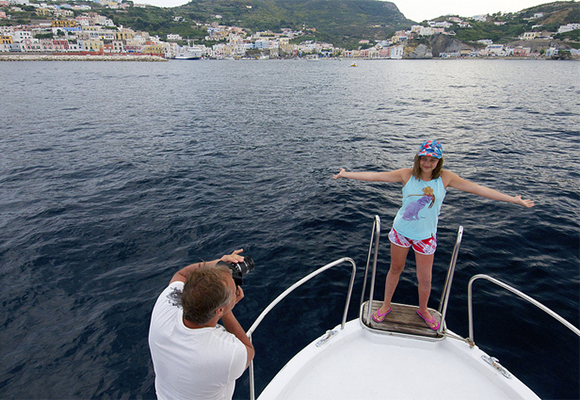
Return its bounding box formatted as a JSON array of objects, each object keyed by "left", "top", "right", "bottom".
[
  {"left": 333, "top": 168, "right": 410, "bottom": 184},
  {"left": 444, "top": 171, "right": 534, "bottom": 208}
]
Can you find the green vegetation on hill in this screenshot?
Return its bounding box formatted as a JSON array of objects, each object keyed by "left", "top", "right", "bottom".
[
  {"left": 154, "top": 0, "right": 414, "bottom": 48},
  {"left": 2, "top": 0, "right": 578, "bottom": 50},
  {"left": 100, "top": 6, "right": 209, "bottom": 40},
  {"left": 443, "top": 1, "right": 579, "bottom": 45}
]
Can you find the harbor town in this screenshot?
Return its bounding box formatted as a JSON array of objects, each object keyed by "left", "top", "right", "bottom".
[{"left": 1, "top": 0, "right": 579, "bottom": 60}]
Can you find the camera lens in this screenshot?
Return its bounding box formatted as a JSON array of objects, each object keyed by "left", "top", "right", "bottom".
[
  {"left": 217, "top": 256, "right": 254, "bottom": 286},
  {"left": 236, "top": 257, "right": 254, "bottom": 275}
]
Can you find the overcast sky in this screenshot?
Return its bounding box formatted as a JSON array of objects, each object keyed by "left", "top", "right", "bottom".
[{"left": 139, "top": 0, "right": 551, "bottom": 23}]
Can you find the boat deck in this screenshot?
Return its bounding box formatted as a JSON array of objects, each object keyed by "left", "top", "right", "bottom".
[
  {"left": 257, "top": 318, "right": 540, "bottom": 400},
  {"left": 362, "top": 300, "right": 443, "bottom": 338}
]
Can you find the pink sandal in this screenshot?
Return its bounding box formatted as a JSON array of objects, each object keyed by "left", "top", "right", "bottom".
[
  {"left": 372, "top": 307, "right": 392, "bottom": 323},
  {"left": 417, "top": 309, "right": 440, "bottom": 330}
]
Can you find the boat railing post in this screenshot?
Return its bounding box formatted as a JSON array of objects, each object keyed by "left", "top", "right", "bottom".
[
  {"left": 366, "top": 216, "right": 381, "bottom": 324},
  {"left": 359, "top": 218, "right": 375, "bottom": 306},
  {"left": 468, "top": 274, "right": 580, "bottom": 345},
  {"left": 248, "top": 334, "right": 255, "bottom": 400},
  {"left": 360, "top": 215, "right": 381, "bottom": 324},
  {"left": 437, "top": 226, "right": 463, "bottom": 334}
]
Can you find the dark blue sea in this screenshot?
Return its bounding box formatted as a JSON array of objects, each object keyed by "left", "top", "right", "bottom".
[{"left": 0, "top": 59, "right": 578, "bottom": 400}]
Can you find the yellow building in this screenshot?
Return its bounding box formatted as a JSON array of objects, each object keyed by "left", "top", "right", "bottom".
[
  {"left": 115, "top": 28, "right": 135, "bottom": 41},
  {"left": 522, "top": 32, "right": 539, "bottom": 40},
  {"left": 52, "top": 20, "right": 78, "bottom": 28},
  {"left": 0, "top": 36, "right": 13, "bottom": 44},
  {"left": 143, "top": 43, "right": 164, "bottom": 55},
  {"left": 36, "top": 8, "right": 52, "bottom": 16},
  {"left": 83, "top": 39, "right": 103, "bottom": 52}
]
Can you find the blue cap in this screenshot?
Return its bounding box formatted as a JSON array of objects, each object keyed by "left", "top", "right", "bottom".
[{"left": 418, "top": 140, "right": 443, "bottom": 159}]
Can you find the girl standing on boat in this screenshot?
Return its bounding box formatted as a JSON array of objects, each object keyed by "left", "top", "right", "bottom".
[{"left": 333, "top": 140, "right": 534, "bottom": 330}]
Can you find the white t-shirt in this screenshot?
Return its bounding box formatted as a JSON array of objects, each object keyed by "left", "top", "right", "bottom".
[{"left": 149, "top": 281, "right": 248, "bottom": 400}]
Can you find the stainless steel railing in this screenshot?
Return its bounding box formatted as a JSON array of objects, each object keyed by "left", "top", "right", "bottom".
[
  {"left": 360, "top": 215, "right": 463, "bottom": 332},
  {"left": 246, "top": 257, "right": 357, "bottom": 400},
  {"left": 468, "top": 274, "right": 580, "bottom": 345},
  {"left": 360, "top": 215, "right": 381, "bottom": 325},
  {"left": 437, "top": 226, "right": 463, "bottom": 334}
]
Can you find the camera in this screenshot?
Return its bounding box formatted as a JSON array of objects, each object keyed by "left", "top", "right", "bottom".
[{"left": 217, "top": 257, "right": 254, "bottom": 286}]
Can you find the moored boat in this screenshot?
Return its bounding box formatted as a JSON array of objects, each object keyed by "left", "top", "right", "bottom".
[
  {"left": 175, "top": 45, "right": 203, "bottom": 60},
  {"left": 246, "top": 216, "right": 580, "bottom": 400}
]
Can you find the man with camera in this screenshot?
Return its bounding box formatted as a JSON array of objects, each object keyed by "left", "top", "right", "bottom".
[{"left": 148, "top": 249, "right": 255, "bottom": 400}]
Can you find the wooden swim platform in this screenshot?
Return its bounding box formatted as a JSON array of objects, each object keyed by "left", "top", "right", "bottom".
[{"left": 362, "top": 300, "right": 444, "bottom": 338}]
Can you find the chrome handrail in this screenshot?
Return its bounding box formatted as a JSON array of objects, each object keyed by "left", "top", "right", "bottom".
[
  {"left": 437, "top": 226, "right": 463, "bottom": 334},
  {"left": 360, "top": 215, "right": 381, "bottom": 324},
  {"left": 468, "top": 274, "right": 580, "bottom": 345},
  {"left": 361, "top": 216, "right": 462, "bottom": 333},
  {"left": 246, "top": 257, "right": 357, "bottom": 400}
]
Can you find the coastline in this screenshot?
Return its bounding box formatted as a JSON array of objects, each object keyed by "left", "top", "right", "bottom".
[
  {"left": 1, "top": 53, "right": 577, "bottom": 62},
  {"left": 0, "top": 54, "right": 167, "bottom": 62}
]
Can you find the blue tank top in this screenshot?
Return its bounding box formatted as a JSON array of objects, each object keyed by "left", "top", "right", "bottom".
[{"left": 392, "top": 176, "right": 446, "bottom": 240}]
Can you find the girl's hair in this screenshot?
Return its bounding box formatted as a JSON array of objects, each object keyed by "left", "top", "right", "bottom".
[{"left": 412, "top": 155, "right": 444, "bottom": 180}]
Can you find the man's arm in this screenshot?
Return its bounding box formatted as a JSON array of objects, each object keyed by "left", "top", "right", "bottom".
[
  {"left": 221, "top": 310, "right": 255, "bottom": 369},
  {"left": 169, "top": 249, "right": 245, "bottom": 284}
]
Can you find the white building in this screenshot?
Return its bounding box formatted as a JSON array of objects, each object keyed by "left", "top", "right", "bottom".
[
  {"left": 390, "top": 45, "right": 404, "bottom": 59},
  {"left": 11, "top": 30, "right": 33, "bottom": 42},
  {"left": 76, "top": 16, "right": 90, "bottom": 26},
  {"left": 428, "top": 21, "right": 452, "bottom": 29},
  {"left": 558, "top": 23, "right": 580, "bottom": 33},
  {"left": 486, "top": 44, "right": 505, "bottom": 56},
  {"left": 21, "top": 37, "right": 41, "bottom": 51},
  {"left": 419, "top": 27, "right": 435, "bottom": 36},
  {"left": 254, "top": 39, "right": 270, "bottom": 49}
]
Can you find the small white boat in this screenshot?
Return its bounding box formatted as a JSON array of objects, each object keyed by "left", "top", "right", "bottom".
[
  {"left": 246, "top": 216, "right": 580, "bottom": 400},
  {"left": 175, "top": 43, "right": 203, "bottom": 60}
]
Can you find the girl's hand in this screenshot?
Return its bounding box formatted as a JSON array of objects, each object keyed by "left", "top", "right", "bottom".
[
  {"left": 515, "top": 196, "right": 535, "bottom": 208},
  {"left": 333, "top": 168, "right": 346, "bottom": 179}
]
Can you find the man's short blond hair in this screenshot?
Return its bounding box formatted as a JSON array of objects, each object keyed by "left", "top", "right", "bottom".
[{"left": 181, "top": 264, "right": 232, "bottom": 325}]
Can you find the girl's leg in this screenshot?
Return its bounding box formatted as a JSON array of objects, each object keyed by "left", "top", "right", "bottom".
[
  {"left": 377, "top": 243, "right": 409, "bottom": 314},
  {"left": 415, "top": 251, "right": 437, "bottom": 328}
]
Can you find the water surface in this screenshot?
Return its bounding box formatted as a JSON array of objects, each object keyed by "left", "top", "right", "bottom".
[{"left": 0, "top": 59, "right": 578, "bottom": 399}]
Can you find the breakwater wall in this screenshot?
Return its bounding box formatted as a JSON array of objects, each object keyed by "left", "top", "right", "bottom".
[{"left": 0, "top": 54, "right": 167, "bottom": 62}]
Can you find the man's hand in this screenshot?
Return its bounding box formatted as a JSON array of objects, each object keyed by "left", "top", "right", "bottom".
[
  {"left": 219, "top": 249, "right": 245, "bottom": 265},
  {"left": 170, "top": 249, "right": 245, "bottom": 284},
  {"left": 234, "top": 286, "right": 244, "bottom": 304}
]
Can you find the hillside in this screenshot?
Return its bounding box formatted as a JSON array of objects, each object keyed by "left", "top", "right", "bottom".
[
  {"left": 175, "top": 0, "right": 412, "bottom": 47},
  {"left": 448, "top": 1, "right": 579, "bottom": 44},
  {"left": 2, "top": 0, "right": 578, "bottom": 51},
  {"left": 93, "top": 0, "right": 413, "bottom": 48},
  {"left": 104, "top": 0, "right": 578, "bottom": 49}
]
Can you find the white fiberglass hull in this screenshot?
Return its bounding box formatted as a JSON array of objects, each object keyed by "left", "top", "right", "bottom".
[{"left": 257, "top": 319, "right": 539, "bottom": 400}]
